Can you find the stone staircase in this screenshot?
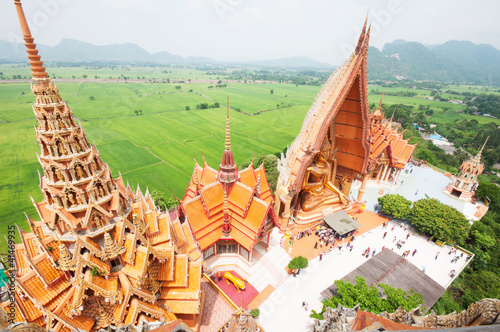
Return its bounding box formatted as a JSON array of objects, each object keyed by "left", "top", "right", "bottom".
[{"left": 247, "top": 243, "right": 290, "bottom": 292}]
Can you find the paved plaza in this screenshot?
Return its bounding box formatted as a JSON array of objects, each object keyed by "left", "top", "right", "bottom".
[
  {"left": 350, "top": 164, "right": 487, "bottom": 221},
  {"left": 258, "top": 218, "right": 471, "bottom": 332}
]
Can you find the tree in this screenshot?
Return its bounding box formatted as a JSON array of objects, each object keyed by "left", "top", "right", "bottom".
[
  {"left": 288, "top": 256, "right": 308, "bottom": 271},
  {"left": 185, "top": 106, "right": 190, "bottom": 110},
  {"left": 88, "top": 96, "right": 95, "bottom": 101},
  {"left": 250, "top": 308, "right": 260, "bottom": 318},
  {"left": 310, "top": 276, "right": 424, "bottom": 319},
  {"left": 409, "top": 198, "right": 470, "bottom": 244},
  {"left": 270, "top": 89, "right": 274, "bottom": 94},
  {"left": 378, "top": 194, "right": 412, "bottom": 219},
  {"left": 175, "top": 85, "right": 182, "bottom": 90},
  {"left": 82, "top": 74, "right": 88, "bottom": 79}
]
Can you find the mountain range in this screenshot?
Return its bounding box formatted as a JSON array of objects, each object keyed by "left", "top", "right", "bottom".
[
  {"left": 368, "top": 39, "right": 500, "bottom": 85},
  {"left": 1, "top": 38, "right": 500, "bottom": 84}
]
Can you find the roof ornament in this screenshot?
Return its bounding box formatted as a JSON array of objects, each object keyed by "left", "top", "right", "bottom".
[
  {"left": 14, "top": 0, "right": 48, "bottom": 81},
  {"left": 55, "top": 231, "right": 75, "bottom": 271},
  {"left": 225, "top": 96, "right": 231, "bottom": 150},
  {"left": 97, "top": 215, "right": 125, "bottom": 261},
  {"left": 256, "top": 172, "right": 261, "bottom": 195},
  {"left": 475, "top": 136, "right": 489, "bottom": 159},
  {"left": 222, "top": 189, "right": 231, "bottom": 237}
]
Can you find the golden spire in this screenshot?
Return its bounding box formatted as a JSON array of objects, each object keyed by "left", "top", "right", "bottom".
[
  {"left": 193, "top": 155, "right": 200, "bottom": 190},
  {"left": 14, "top": 0, "right": 49, "bottom": 81},
  {"left": 225, "top": 96, "right": 231, "bottom": 150},
  {"left": 476, "top": 136, "right": 489, "bottom": 159},
  {"left": 373, "top": 90, "right": 385, "bottom": 116}
]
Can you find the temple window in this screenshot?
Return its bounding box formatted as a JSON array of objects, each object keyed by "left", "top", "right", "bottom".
[
  {"left": 204, "top": 246, "right": 214, "bottom": 260},
  {"left": 217, "top": 243, "right": 237, "bottom": 254}
]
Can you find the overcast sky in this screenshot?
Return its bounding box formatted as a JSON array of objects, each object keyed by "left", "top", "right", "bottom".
[{"left": 1, "top": 0, "right": 498, "bottom": 65}]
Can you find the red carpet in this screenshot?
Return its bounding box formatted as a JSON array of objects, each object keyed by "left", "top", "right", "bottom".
[{"left": 211, "top": 270, "right": 259, "bottom": 309}]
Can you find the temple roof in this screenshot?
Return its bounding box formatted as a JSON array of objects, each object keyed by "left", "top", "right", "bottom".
[{"left": 277, "top": 21, "right": 372, "bottom": 198}]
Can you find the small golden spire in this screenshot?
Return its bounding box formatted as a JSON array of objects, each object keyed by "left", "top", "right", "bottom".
[
  {"left": 476, "top": 136, "right": 489, "bottom": 158},
  {"left": 225, "top": 96, "right": 231, "bottom": 150}
]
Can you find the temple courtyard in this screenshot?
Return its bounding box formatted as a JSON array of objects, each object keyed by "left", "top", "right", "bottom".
[
  {"left": 248, "top": 164, "right": 478, "bottom": 331},
  {"left": 256, "top": 218, "right": 472, "bottom": 331}
]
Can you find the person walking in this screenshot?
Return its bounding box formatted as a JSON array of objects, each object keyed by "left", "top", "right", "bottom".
[
  {"left": 314, "top": 242, "right": 318, "bottom": 249},
  {"left": 319, "top": 253, "right": 323, "bottom": 261},
  {"left": 383, "top": 232, "right": 387, "bottom": 239},
  {"left": 412, "top": 249, "right": 417, "bottom": 256},
  {"left": 435, "top": 252, "right": 440, "bottom": 260}
]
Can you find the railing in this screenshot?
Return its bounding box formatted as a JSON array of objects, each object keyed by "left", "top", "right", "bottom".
[{"left": 202, "top": 273, "right": 238, "bottom": 310}]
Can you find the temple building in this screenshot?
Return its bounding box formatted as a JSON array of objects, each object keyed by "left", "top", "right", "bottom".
[
  {"left": 444, "top": 138, "right": 488, "bottom": 201},
  {"left": 275, "top": 22, "right": 372, "bottom": 229},
  {"left": 356, "top": 94, "right": 416, "bottom": 201},
  {"left": 4, "top": 1, "right": 204, "bottom": 331},
  {"left": 180, "top": 102, "right": 277, "bottom": 264}
]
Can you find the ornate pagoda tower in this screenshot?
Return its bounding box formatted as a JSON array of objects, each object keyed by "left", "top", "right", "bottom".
[
  {"left": 4, "top": 1, "right": 204, "bottom": 331},
  {"left": 444, "top": 138, "right": 488, "bottom": 201},
  {"left": 275, "top": 20, "right": 372, "bottom": 229}
]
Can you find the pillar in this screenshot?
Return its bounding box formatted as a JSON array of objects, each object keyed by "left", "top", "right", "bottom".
[
  {"left": 357, "top": 175, "right": 368, "bottom": 202},
  {"left": 380, "top": 164, "right": 389, "bottom": 183}
]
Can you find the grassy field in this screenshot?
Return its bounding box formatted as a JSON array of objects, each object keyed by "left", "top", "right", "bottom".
[{"left": 1, "top": 65, "right": 499, "bottom": 253}]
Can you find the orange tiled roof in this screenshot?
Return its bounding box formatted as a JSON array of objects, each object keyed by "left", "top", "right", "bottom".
[
  {"left": 21, "top": 272, "right": 71, "bottom": 305},
  {"left": 162, "top": 254, "right": 188, "bottom": 288},
  {"left": 255, "top": 165, "right": 273, "bottom": 204},
  {"left": 159, "top": 261, "right": 201, "bottom": 300},
  {"left": 14, "top": 293, "right": 43, "bottom": 322},
  {"left": 122, "top": 246, "right": 148, "bottom": 280},
  {"left": 171, "top": 217, "right": 187, "bottom": 249},
  {"left": 58, "top": 302, "right": 96, "bottom": 331},
  {"left": 160, "top": 299, "right": 200, "bottom": 315},
  {"left": 35, "top": 257, "right": 63, "bottom": 285},
  {"left": 145, "top": 211, "right": 159, "bottom": 235},
  {"left": 158, "top": 254, "right": 175, "bottom": 282},
  {"left": 181, "top": 222, "right": 201, "bottom": 261},
  {"left": 228, "top": 182, "right": 253, "bottom": 216},
  {"left": 239, "top": 165, "right": 257, "bottom": 189},
  {"left": 200, "top": 164, "right": 217, "bottom": 187},
  {"left": 148, "top": 214, "right": 171, "bottom": 245},
  {"left": 200, "top": 182, "right": 224, "bottom": 216},
  {"left": 14, "top": 246, "right": 29, "bottom": 277}
]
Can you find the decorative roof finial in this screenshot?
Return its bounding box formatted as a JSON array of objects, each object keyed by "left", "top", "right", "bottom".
[
  {"left": 14, "top": 0, "right": 49, "bottom": 81},
  {"left": 225, "top": 96, "right": 231, "bottom": 150},
  {"left": 222, "top": 189, "right": 231, "bottom": 236},
  {"left": 476, "top": 136, "right": 489, "bottom": 159}
]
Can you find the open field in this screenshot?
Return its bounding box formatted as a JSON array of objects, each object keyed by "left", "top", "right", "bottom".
[{"left": 1, "top": 66, "right": 499, "bottom": 252}]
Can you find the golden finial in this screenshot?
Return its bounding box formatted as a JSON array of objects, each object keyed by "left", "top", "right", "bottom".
[{"left": 225, "top": 96, "right": 231, "bottom": 150}]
